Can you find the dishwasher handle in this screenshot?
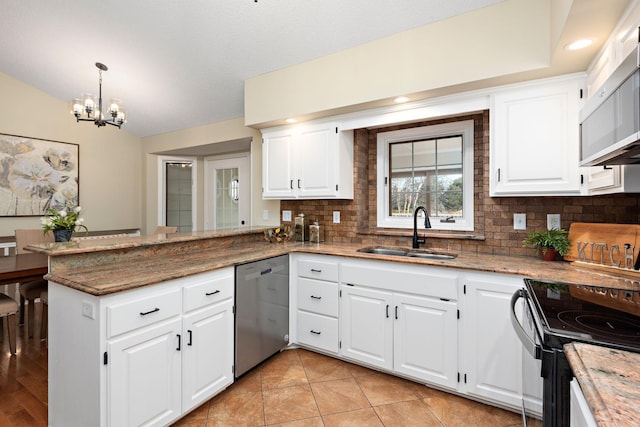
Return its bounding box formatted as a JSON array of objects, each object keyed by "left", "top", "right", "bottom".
[{"left": 510, "top": 289, "right": 541, "bottom": 360}]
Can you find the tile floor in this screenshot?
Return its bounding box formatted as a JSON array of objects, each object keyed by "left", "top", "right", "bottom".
[{"left": 172, "top": 348, "right": 532, "bottom": 426}]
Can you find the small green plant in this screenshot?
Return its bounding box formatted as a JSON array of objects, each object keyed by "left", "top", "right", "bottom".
[{"left": 523, "top": 228, "right": 571, "bottom": 256}]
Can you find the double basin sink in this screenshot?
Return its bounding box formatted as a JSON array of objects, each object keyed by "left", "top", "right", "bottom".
[{"left": 357, "top": 246, "right": 457, "bottom": 260}]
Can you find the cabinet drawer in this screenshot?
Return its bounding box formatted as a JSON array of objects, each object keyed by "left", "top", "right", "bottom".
[
  {"left": 107, "top": 288, "right": 181, "bottom": 338},
  {"left": 298, "top": 259, "right": 338, "bottom": 282},
  {"left": 297, "top": 311, "right": 338, "bottom": 353},
  {"left": 183, "top": 269, "right": 234, "bottom": 313},
  {"left": 297, "top": 278, "right": 338, "bottom": 317}
]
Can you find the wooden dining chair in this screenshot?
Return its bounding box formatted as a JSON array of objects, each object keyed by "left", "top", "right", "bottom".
[
  {"left": 40, "top": 289, "right": 48, "bottom": 341},
  {"left": 15, "top": 229, "right": 53, "bottom": 338},
  {"left": 0, "top": 293, "right": 19, "bottom": 354},
  {"left": 154, "top": 226, "right": 178, "bottom": 234}
]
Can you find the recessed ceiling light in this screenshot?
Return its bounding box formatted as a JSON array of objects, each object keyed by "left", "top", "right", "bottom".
[
  {"left": 394, "top": 96, "right": 409, "bottom": 103},
  {"left": 286, "top": 118, "right": 297, "bottom": 124},
  {"left": 564, "top": 39, "right": 593, "bottom": 51}
]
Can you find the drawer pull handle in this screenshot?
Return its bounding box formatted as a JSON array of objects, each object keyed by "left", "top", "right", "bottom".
[
  {"left": 187, "top": 330, "right": 193, "bottom": 346},
  {"left": 310, "top": 269, "right": 322, "bottom": 273},
  {"left": 205, "top": 290, "right": 221, "bottom": 296},
  {"left": 140, "top": 307, "right": 160, "bottom": 316},
  {"left": 310, "top": 330, "right": 321, "bottom": 335},
  {"left": 261, "top": 268, "right": 273, "bottom": 275},
  {"left": 310, "top": 295, "right": 322, "bottom": 300}
]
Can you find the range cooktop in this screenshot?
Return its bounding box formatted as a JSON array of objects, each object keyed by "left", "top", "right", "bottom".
[{"left": 524, "top": 279, "right": 640, "bottom": 352}]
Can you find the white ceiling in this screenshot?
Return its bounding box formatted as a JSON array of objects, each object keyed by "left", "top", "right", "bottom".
[{"left": 0, "top": 0, "right": 632, "bottom": 138}]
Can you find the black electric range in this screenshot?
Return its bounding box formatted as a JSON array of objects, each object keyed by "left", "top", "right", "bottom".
[{"left": 512, "top": 277, "right": 640, "bottom": 427}]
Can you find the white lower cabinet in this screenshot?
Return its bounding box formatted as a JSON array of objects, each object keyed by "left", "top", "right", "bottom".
[
  {"left": 460, "top": 273, "right": 542, "bottom": 416},
  {"left": 48, "top": 267, "right": 234, "bottom": 427},
  {"left": 340, "top": 285, "right": 393, "bottom": 369},
  {"left": 394, "top": 293, "right": 457, "bottom": 389},
  {"left": 291, "top": 255, "right": 542, "bottom": 416},
  {"left": 297, "top": 311, "right": 339, "bottom": 352},
  {"left": 108, "top": 318, "right": 183, "bottom": 427},
  {"left": 294, "top": 255, "right": 340, "bottom": 354},
  {"left": 182, "top": 298, "right": 234, "bottom": 412},
  {"left": 339, "top": 259, "right": 459, "bottom": 390},
  {"left": 570, "top": 379, "right": 597, "bottom": 427}
]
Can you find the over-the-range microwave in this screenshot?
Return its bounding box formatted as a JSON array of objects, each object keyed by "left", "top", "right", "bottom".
[{"left": 580, "top": 42, "right": 640, "bottom": 166}]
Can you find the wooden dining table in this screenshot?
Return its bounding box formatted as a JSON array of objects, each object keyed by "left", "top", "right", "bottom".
[{"left": 0, "top": 253, "right": 48, "bottom": 286}]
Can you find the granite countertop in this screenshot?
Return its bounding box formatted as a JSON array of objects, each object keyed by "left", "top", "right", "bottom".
[
  {"left": 564, "top": 343, "right": 640, "bottom": 427},
  {"left": 42, "top": 235, "right": 640, "bottom": 296},
  {"left": 26, "top": 227, "right": 270, "bottom": 256}
]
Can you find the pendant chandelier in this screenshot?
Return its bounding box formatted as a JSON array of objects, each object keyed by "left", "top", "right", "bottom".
[{"left": 70, "top": 62, "right": 126, "bottom": 129}]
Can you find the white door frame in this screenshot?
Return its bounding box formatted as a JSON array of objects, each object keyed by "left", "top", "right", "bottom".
[{"left": 204, "top": 152, "right": 251, "bottom": 230}]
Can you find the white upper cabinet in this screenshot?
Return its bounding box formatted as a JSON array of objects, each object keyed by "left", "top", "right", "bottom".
[
  {"left": 262, "top": 121, "right": 354, "bottom": 199},
  {"left": 262, "top": 128, "right": 296, "bottom": 199},
  {"left": 585, "top": 2, "right": 640, "bottom": 100},
  {"left": 490, "top": 76, "right": 584, "bottom": 196},
  {"left": 584, "top": 164, "right": 640, "bottom": 194},
  {"left": 581, "top": 3, "right": 640, "bottom": 195}
]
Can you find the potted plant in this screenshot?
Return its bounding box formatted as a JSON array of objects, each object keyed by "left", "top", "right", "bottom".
[
  {"left": 523, "top": 228, "right": 570, "bottom": 261},
  {"left": 41, "top": 206, "right": 88, "bottom": 242}
]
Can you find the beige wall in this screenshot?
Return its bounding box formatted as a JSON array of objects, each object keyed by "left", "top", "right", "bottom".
[
  {"left": 141, "top": 118, "right": 280, "bottom": 234},
  {"left": 245, "top": 0, "right": 551, "bottom": 127},
  {"left": 0, "top": 70, "right": 279, "bottom": 238},
  {"left": 0, "top": 71, "right": 142, "bottom": 237}
]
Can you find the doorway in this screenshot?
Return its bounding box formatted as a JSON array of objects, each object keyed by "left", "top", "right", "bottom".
[
  {"left": 158, "top": 156, "right": 196, "bottom": 233},
  {"left": 205, "top": 154, "right": 250, "bottom": 230}
]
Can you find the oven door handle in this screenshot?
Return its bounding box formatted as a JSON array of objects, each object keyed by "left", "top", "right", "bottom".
[{"left": 510, "top": 289, "right": 542, "bottom": 360}]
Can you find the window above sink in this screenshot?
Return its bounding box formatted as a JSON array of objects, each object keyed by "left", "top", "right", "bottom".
[{"left": 376, "top": 119, "right": 475, "bottom": 231}]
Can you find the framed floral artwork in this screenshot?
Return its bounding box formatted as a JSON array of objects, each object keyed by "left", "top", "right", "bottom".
[{"left": 0, "top": 133, "right": 79, "bottom": 216}]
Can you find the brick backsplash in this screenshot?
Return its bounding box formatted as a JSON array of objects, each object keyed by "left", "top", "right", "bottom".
[{"left": 281, "top": 110, "right": 640, "bottom": 256}]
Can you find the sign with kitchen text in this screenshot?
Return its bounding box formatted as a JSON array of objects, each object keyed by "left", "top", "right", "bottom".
[{"left": 564, "top": 223, "right": 640, "bottom": 276}]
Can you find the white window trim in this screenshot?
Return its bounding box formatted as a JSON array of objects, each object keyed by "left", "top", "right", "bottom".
[
  {"left": 157, "top": 155, "right": 197, "bottom": 231},
  {"left": 376, "top": 120, "right": 475, "bottom": 231}
]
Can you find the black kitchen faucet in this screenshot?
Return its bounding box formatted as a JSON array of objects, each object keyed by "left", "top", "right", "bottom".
[{"left": 412, "top": 206, "right": 432, "bottom": 249}]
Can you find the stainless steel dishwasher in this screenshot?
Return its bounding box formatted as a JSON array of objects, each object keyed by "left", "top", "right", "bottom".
[{"left": 235, "top": 254, "right": 289, "bottom": 377}]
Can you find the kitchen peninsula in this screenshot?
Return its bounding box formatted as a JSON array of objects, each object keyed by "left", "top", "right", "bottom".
[{"left": 27, "top": 230, "right": 639, "bottom": 426}]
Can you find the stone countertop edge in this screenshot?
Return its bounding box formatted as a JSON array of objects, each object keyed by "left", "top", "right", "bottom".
[
  {"left": 42, "top": 237, "right": 640, "bottom": 296},
  {"left": 25, "top": 227, "right": 268, "bottom": 255},
  {"left": 564, "top": 342, "right": 640, "bottom": 427}
]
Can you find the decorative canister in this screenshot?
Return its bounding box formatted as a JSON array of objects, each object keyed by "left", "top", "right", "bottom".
[
  {"left": 294, "top": 213, "right": 305, "bottom": 242},
  {"left": 309, "top": 221, "right": 323, "bottom": 243}
]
